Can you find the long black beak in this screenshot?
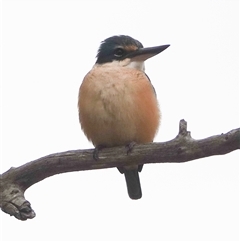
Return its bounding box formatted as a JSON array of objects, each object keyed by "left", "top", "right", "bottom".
[{"left": 126, "top": 44, "right": 170, "bottom": 61}]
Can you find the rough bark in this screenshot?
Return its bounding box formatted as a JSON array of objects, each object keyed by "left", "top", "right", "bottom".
[{"left": 1, "top": 120, "right": 239, "bottom": 220}]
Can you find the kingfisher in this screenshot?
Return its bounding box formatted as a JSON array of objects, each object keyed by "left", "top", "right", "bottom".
[{"left": 78, "top": 35, "right": 170, "bottom": 199}]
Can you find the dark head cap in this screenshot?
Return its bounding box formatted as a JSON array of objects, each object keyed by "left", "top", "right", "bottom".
[{"left": 96, "top": 35, "right": 143, "bottom": 64}]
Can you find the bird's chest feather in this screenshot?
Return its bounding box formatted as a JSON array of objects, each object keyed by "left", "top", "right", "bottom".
[
  {"left": 82, "top": 66, "right": 145, "bottom": 120},
  {"left": 78, "top": 65, "right": 160, "bottom": 146}
]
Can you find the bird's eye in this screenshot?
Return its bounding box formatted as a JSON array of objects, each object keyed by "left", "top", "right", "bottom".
[{"left": 114, "top": 48, "right": 125, "bottom": 57}]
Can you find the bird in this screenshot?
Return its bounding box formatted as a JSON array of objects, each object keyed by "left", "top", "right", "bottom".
[{"left": 78, "top": 35, "right": 170, "bottom": 200}]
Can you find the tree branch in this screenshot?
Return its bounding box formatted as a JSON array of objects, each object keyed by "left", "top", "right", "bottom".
[{"left": 1, "top": 119, "right": 239, "bottom": 220}]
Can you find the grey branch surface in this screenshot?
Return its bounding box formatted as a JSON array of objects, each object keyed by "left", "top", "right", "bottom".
[{"left": 1, "top": 120, "right": 239, "bottom": 221}]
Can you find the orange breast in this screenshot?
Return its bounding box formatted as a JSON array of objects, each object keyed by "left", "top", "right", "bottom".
[{"left": 78, "top": 65, "right": 160, "bottom": 147}]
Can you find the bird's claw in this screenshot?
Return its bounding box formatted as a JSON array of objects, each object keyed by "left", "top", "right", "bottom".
[
  {"left": 126, "top": 141, "right": 136, "bottom": 155},
  {"left": 93, "top": 145, "right": 105, "bottom": 160}
]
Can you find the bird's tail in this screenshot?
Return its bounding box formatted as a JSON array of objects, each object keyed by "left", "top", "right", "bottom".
[{"left": 124, "top": 169, "right": 142, "bottom": 200}]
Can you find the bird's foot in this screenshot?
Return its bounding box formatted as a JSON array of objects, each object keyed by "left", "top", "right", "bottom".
[
  {"left": 117, "top": 142, "right": 143, "bottom": 174},
  {"left": 117, "top": 142, "right": 136, "bottom": 174},
  {"left": 93, "top": 145, "right": 105, "bottom": 160},
  {"left": 125, "top": 141, "right": 136, "bottom": 155}
]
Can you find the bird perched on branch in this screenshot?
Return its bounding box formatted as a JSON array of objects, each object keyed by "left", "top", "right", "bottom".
[{"left": 78, "top": 35, "right": 170, "bottom": 199}]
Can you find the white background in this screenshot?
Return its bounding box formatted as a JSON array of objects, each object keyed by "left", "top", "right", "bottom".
[{"left": 1, "top": 0, "right": 239, "bottom": 240}]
